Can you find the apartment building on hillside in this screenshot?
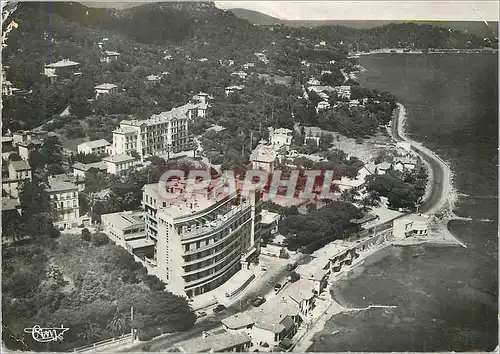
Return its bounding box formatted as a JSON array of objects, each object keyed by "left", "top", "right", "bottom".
[
  {"left": 47, "top": 181, "right": 80, "bottom": 230},
  {"left": 112, "top": 106, "right": 194, "bottom": 161},
  {"left": 2, "top": 160, "right": 32, "bottom": 199},
  {"left": 141, "top": 178, "right": 263, "bottom": 298}
]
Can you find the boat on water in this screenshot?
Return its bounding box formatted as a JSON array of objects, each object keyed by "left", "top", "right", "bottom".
[{"left": 412, "top": 254, "right": 420, "bottom": 258}]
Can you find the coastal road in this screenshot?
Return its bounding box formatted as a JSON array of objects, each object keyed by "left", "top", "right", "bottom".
[
  {"left": 119, "top": 254, "right": 311, "bottom": 352},
  {"left": 391, "top": 103, "right": 450, "bottom": 214}
]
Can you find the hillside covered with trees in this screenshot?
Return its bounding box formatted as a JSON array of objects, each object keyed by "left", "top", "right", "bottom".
[{"left": 3, "top": 1, "right": 492, "bottom": 134}]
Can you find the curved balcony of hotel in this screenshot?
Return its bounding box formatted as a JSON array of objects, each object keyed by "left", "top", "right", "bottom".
[
  {"left": 178, "top": 200, "right": 251, "bottom": 242},
  {"left": 183, "top": 220, "right": 251, "bottom": 266},
  {"left": 184, "top": 253, "right": 242, "bottom": 294},
  {"left": 183, "top": 243, "right": 242, "bottom": 278}
]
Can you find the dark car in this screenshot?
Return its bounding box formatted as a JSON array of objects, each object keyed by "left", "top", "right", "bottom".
[
  {"left": 286, "top": 262, "right": 298, "bottom": 271},
  {"left": 274, "top": 283, "right": 282, "bottom": 292},
  {"left": 213, "top": 304, "right": 227, "bottom": 313},
  {"left": 252, "top": 296, "right": 266, "bottom": 307},
  {"left": 288, "top": 271, "right": 300, "bottom": 283}
]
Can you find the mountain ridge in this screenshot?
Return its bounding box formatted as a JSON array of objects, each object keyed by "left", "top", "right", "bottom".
[{"left": 227, "top": 8, "right": 499, "bottom": 37}]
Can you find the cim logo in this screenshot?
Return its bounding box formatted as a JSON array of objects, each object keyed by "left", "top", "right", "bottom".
[{"left": 24, "top": 325, "right": 69, "bottom": 343}]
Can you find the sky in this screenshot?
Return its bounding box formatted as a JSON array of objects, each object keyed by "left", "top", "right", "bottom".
[
  {"left": 213, "top": 1, "right": 499, "bottom": 21},
  {"left": 80, "top": 1, "right": 499, "bottom": 22}
]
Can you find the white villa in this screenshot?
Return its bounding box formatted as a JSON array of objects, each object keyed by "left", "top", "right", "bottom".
[
  {"left": 102, "top": 154, "right": 136, "bottom": 175},
  {"left": 333, "top": 85, "right": 351, "bottom": 99},
  {"left": 95, "top": 83, "right": 119, "bottom": 98},
  {"left": 77, "top": 139, "right": 111, "bottom": 155},
  {"left": 268, "top": 127, "right": 293, "bottom": 152},
  {"left": 43, "top": 59, "right": 81, "bottom": 82},
  {"left": 100, "top": 50, "right": 120, "bottom": 63},
  {"left": 225, "top": 85, "right": 244, "bottom": 97},
  {"left": 316, "top": 101, "right": 330, "bottom": 113},
  {"left": 250, "top": 142, "right": 277, "bottom": 173}
]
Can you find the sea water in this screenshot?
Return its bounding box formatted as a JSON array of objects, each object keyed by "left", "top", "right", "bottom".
[{"left": 309, "top": 53, "right": 498, "bottom": 352}]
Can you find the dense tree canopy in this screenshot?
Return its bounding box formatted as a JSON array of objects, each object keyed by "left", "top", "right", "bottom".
[
  {"left": 366, "top": 167, "right": 427, "bottom": 210},
  {"left": 279, "top": 202, "right": 362, "bottom": 253},
  {"left": 2, "top": 234, "right": 196, "bottom": 351}
]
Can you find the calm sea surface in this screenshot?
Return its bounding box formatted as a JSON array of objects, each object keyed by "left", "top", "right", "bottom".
[{"left": 309, "top": 53, "right": 498, "bottom": 352}]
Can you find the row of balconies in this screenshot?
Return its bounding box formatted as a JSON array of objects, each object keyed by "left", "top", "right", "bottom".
[
  {"left": 184, "top": 251, "right": 241, "bottom": 288},
  {"left": 183, "top": 240, "right": 242, "bottom": 277},
  {"left": 183, "top": 223, "right": 249, "bottom": 266},
  {"left": 182, "top": 217, "right": 251, "bottom": 257}
]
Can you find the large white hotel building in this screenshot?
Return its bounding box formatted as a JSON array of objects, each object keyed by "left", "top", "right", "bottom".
[
  {"left": 140, "top": 178, "right": 263, "bottom": 297},
  {"left": 111, "top": 105, "right": 196, "bottom": 160}
]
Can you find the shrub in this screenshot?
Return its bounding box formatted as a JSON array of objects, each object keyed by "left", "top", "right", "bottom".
[
  {"left": 137, "top": 327, "right": 161, "bottom": 342},
  {"left": 143, "top": 274, "right": 166, "bottom": 291},
  {"left": 91, "top": 232, "right": 109, "bottom": 247},
  {"left": 81, "top": 228, "right": 91, "bottom": 241}
]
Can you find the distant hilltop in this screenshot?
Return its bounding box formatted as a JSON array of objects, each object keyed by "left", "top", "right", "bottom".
[
  {"left": 79, "top": 2, "right": 498, "bottom": 39},
  {"left": 227, "top": 8, "right": 498, "bottom": 38}
]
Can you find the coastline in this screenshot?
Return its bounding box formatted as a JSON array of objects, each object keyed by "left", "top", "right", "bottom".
[
  {"left": 296, "top": 100, "right": 466, "bottom": 352},
  {"left": 293, "top": 243, "right": 393, "bottom": 352},
  {"left": 393, "top": 102, "right": 465, "bottom": 248},
  {"left": 355, "top": 48, "right": 498, "bottom": 55},
  {"left": 395, "top": 103, "right": 459, "bottom": 213}
]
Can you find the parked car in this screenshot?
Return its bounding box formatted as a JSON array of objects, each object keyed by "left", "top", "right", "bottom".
[
  {"left": 252, "top": 296, "right": 266, "bottom": 307},
  {"left": 261, "top": 265, "right": 267, "bottom": 271},
  {"left": 197, "top": 311, "right": 207, "bottom": 318},
  {"left": 274, "top": 283, "right": 282, "bottom": 292},
  {"left": 213, "top": 304, "right": 227, "bottom": 313},
  {"left": 288, "top": 271, "right": 300, "bottom": 283},
  {"left": 286, "top": 262, "right": 298, "bottom": 271}
]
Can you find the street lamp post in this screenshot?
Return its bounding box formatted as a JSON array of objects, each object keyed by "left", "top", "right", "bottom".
[{"left": 131, "top": 306, "right": 135, "bottom": 340}]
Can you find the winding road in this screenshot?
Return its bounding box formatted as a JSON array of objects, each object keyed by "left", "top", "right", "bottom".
[{"left": 391, "top": 103, "right": 452, "bottom": 214}]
